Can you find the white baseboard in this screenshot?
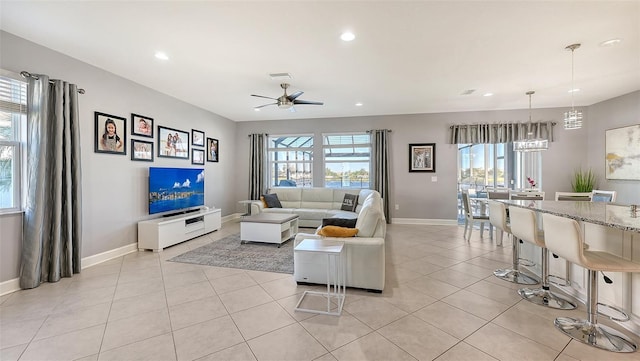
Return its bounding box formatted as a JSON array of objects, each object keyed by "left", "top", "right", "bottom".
[
  {"left": 82, "top": 243, "right": 138, "bottom": 269},
  {"left": 0, "top": 278, "right": 20, "bottom": 296},
  {"left": 1, "top": 243, "right": 138, "bottom": 296},
  {"left": 392, "top": 218, "right": 458, "bottom": 226}
]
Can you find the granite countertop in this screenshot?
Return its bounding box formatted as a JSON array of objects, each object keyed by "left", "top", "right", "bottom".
[{"left": 501, "top": 200, "right": 640, "bottom": 233}]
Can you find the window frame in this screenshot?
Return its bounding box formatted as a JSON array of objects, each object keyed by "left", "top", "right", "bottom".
[
  {"left": 266, "top": 134, "right": 314, "bottom": 188},
  {"left": 322, "top": 132, "right": 371, "bottom": 189},
  {"left": 0, "top": 70, "right": 27, "bottom": 214}
]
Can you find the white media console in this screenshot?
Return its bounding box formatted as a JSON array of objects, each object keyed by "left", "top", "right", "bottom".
[{"left": 137, "top": 208, "right": 221, "bottom": 252}]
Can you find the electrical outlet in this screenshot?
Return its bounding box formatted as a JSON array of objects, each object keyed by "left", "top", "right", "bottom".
[{"left": 395, "top": 204, "right": 399, "bottom": 210}]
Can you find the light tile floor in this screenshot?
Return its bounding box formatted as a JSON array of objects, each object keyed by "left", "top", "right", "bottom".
[{"left": 1, "top": 221, "right": 639, "bottom": 361}]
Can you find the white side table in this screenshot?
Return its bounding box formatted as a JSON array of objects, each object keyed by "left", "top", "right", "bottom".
[
  {"left": 294, "top": 239, "right": 345, "bottom": 316},
  {"left": 238, "top": 200, "right": 254, "bottom": 216}
]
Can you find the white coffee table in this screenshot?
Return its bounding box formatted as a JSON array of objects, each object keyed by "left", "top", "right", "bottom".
[
  {"left": 240, "top": 213, "right": 299, "bottom": 247},
  {"left": 294, "top": 239, "right": 345, "bottom": 316}
]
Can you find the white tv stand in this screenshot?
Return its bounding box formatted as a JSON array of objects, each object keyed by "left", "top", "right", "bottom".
[{"left": 137, "top": 208, "right": 221, "bottom": 252}]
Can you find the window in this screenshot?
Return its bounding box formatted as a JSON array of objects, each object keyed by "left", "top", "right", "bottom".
[
  {"left": 323, "top": 133, "right": 370, "bottom": 189},
  {"left": 0, "top": 71, "right": 27, "bottom": 213},
  {"left": 457, "top": 143, "right": 510, "bottom": 191},
  {"left": 267, "top": 135, "right": 313, "bottom": 187}
]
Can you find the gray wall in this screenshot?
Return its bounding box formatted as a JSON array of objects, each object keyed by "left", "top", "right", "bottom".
[
  {"left": 587, "top": 91, "right": 640, "bottom": 201},
  {"left": 0, "top": 31, "right": 237, "bottom": 282},
  {"left": 234, "top": 106, "right": 603, "bottom": 220},
  {"left": 2, "top": 30, "right": 639, "bottom": 284}
]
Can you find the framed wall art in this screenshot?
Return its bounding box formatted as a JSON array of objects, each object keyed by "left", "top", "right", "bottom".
[
  {"left": 192, "top": 148, "right": 205, "bottom": 165},
  {"left": 95, "top": 111, "right": 126, "bottom": 155},
  {"left": 131, "top": 139, "right": 154, "bottom": 162},
  {"left": 192, "top": 129, "right": 204, "bottom": 147},
  {"left": 605, "top": 124, "right": 640, "bottom": 180},
  {"left": 158, "top": 126, "right": 189, "bottom": 159},
  {"left": 131, "top": 113, "right": 153, "bottom": 138},
  {"left": 409, "top": 143, "right": 435, "bottom": 172},
  {"left": 207, "top": 137, "right": 219, "bottom": 162}
]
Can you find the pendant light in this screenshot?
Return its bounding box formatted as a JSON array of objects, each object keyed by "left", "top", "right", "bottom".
[
  {"left": 564, "top": 43, "right": 583, "bottom": 129},
  {"left": 514, "top": 91, "right": 549, "bottom": 152}
]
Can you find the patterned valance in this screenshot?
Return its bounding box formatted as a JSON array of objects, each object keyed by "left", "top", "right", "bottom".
[{"left": 448, "top": 121, "right": 556, "bottom": 145}]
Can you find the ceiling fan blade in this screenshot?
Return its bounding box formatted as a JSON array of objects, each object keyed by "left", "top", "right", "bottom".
[
  {"left": 293, "top": 99, "right": 324, "bottom": 105},
  {"left": 287, "top": 91, "right": 304, "bottom": 101},
  {"left": 254, "top": 103, "right": 277, "bottom": 109},
  {"left": 251, "top": 94, "right": 277, "bottom": 100}
]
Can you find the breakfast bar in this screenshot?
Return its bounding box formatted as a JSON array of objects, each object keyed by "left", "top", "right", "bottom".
[{"left": 502, "top": 200, "right": 640, "bottom": 334}]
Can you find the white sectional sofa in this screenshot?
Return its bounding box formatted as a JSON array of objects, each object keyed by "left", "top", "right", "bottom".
[
  {"left": 251, "top": 187, "right": 387, "bottom": 291},
  {"left": 250, "top": 187, "right": 375, "bottom": 227}
]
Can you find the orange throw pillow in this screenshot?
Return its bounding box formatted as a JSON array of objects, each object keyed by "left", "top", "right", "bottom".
[
  {"left": 260, "top": 195, "right": 268, "bottom": 208},
  {"left": 317, "top": 225, "right": 359, "bottom": 237}
]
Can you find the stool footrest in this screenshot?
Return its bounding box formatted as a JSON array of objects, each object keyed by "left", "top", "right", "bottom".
[
  {"left": 554, "top": 317, "right": 636, "bottom": 353},
  {"left": 517, "top": 258, "right": 536, "bottom": 267},
  {"left": 597, "top": 302, "right": 630, "bottom": 322},
  {"left": 493, "top": 268, "right": 538, "bottom": 285},
  {"left": 518, "top": 287, "right": 577, "bottom": 310},
  {"left": 547, "top": 274, "right": 571, "bottom": 287}
]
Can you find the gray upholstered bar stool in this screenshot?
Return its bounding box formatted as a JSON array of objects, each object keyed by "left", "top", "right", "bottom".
[
  {"left": 509, "top": 206, "right": 576, "bottom": 309},
  {"left": 489, "top": 201, "right": 538, "bottom": 285},
  {"left": 542, "top": 213, "right": 638, "bottom": 353}
]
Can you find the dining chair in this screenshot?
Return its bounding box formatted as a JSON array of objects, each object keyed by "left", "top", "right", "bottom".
[
  {"left": 554, "top": 191, "right": 592, "bottom": 201},
  {"left": 487, "top": 190, "right": 510, "bottom": 200},
  {"left": 591, "top": 189, "right": 617, "bottom": 202},
  {"left": 461, "top": 190, "right": 491, "bottom": 241}
]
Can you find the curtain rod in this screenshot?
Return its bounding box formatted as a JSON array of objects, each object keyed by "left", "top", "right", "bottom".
[
  {"left": 247, "top": 133, "right": 269, "bottom": 137},
  {"left": 366, "top": 129, "right": 392, "bottom": 133},
  {"left": 21, "top": 71, "right": 85, "bottom": 94},
  {"left": 449, "top": 122, "right": 556, "bottom": 129}
]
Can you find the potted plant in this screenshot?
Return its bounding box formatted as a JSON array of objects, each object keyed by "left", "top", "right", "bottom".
[{"left": 571, "top": 168, "right": 597, "bottom": 192}]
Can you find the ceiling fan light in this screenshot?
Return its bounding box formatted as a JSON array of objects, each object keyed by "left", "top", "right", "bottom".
[
  {"left": 563, "top": 109, "right": 583, "bottom": 129},
  {"left": 278, "top": 102, "right": 293, "bottom": 109}
]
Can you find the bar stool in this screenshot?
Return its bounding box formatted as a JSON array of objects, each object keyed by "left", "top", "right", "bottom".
[
  {"left": 489, "top": 201, "right": 538, "bottom": 285},
  {"left": 542, "top": 213, "right": 638, "bottom": 353},
  {"left": 509, "top": 206, "right": 576, "bottom": 309}
]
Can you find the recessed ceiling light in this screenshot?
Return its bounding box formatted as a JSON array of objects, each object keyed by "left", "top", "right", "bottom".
[
  {"left": 341, "top": 32, "right": 355, "bottom": 41},
  {"left": 568, "top": 88, "right": 581, "bottom": 93},
  {"left": 600, "top": 38, "right": 622, "bottom": 47},
  {"left": 483, "top": 93, "right": 493, "bottom": 97},
  {"left": 254, "top": 108, "right": 260, "bottom": 112},
  {"left": 155, "top": 51, "right": 169, "bottom": 60},
  {"left": 355, "top": 102, "right": 363, "bottom": 106}
]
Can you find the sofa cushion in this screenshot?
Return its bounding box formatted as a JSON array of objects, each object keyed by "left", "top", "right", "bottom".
[
  {"left": 318, "top": 225, "right": 359, "bottom": 237},
  {"left": 322, "top": 217, "right": 357, "bottom": 228},
  {"left": 263, "top": 193, "right": 282, "bottom": 208},
  {"left": 355, "top": 194, "right": 382, "bottom": 237},
  {"left": 341, "top": 194, "right": 358, "bottom": 212}
]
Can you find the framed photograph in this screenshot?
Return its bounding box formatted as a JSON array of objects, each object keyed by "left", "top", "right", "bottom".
[
  {"left": 605, "top": 124, "right": 640, "bottom": 180},
  {"left": 409, "top": 143, "right": 436, "bottom": 172},
  {"left": 158, "top": 126, "right": 189, "bottom": 159},
  {"left": 192, "top": 148, "right": 205, "bottom": 165},
  {"left": 207, "top": 137, "right": 219, "bottom": 162},
  {"left": 192, "top": 129, "right": 205, "bottom": 147},
  {"left": 131, "top": 139, "right": 154, "bottom": 162},
  {"left": 95, "top": 111, "right": 126, "bottom": 155},
  {"left": 131, "top": 113, "right": 153, "bottom": 138}
]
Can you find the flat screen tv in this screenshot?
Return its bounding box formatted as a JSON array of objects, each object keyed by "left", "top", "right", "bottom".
[{"left": 148, "top": 167, "right": 205, "bottom": 215}]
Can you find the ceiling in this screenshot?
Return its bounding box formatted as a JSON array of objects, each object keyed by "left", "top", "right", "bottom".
[{"left": 1, "top": 1, "right": 638, "bottom": 122}]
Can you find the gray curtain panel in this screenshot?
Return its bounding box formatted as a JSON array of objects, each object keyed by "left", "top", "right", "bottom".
[
  {"left": 449, "top": 121, "right": 555, "bottom": 144},
  {"left": 370, "top": 129, "right": 390, "bottom": 223},
  {"left": 21, "top": 75, "right": 83, "bottom": 289},
  {"left": 248, "top": 133, "right": 266, "bottom": 200}
]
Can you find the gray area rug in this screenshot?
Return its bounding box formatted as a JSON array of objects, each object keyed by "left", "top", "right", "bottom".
[{"left": 169, "top": 233, "right": 294, "bottom": 274}]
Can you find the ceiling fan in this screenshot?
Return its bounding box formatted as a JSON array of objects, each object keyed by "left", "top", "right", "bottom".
[{"left": 251, "top": 83, "right": 323, "bottom": 111}]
